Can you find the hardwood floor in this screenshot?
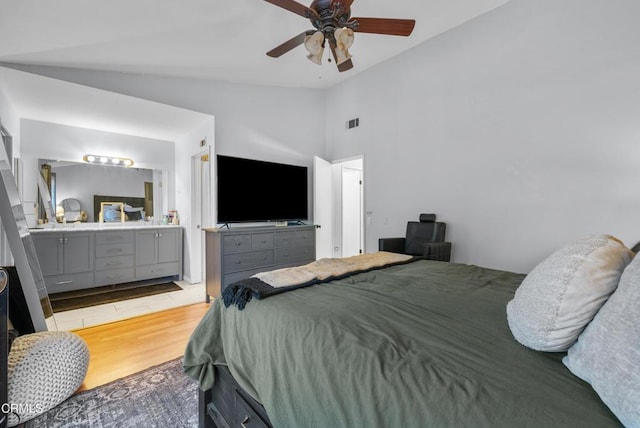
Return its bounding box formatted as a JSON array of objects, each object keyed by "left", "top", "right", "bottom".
[{"left": 73, "top": 302, "right": 210, "bottom": 391}]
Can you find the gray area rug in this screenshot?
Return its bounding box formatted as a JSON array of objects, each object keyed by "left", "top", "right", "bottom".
[{"left": 25, "top": 358, "right": 198, "bottom": 427}]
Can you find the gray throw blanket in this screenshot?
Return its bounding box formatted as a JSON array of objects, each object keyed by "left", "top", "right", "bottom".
[{"left": 222, "top": 252, "right": 415, "bottom": 309}]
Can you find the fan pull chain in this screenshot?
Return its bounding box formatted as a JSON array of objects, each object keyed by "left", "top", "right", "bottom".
[{"left": 317, "top": 48, "right": 327, "bottom": 80}]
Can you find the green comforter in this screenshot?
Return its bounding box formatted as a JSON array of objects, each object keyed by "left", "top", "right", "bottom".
[{"left": 184, "top": 260, "right": 621, "bottom": 427}]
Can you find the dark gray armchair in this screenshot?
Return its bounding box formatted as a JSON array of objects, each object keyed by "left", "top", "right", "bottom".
[{"left": 378, "top": 213, "right": 452, "bottom": 261}]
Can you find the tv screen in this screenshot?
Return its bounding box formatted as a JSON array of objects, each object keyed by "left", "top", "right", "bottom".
[{"left": 217, "top": 155, "right": 308, "bottom": 223}]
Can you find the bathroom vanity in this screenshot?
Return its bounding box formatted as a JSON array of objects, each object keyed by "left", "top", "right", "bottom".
[{"left": 31, "top": 224, "right": 183, "bottom": 294}]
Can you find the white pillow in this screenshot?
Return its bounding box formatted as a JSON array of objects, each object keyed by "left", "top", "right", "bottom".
[
  {"left": 563, "top": 253, "right": 640, "bottom": 427},
  {"left": 506, "top": 235, "right": 633, "bottom": 352}
]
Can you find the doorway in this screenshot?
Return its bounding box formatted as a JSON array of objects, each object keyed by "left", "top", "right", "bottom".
[
  {"left": 313, "top": 156, "right": 364, "bottom": 259},
  {"left": 190, "top": 149, "right": 211, "bottom": 284},
  {"left": 341, "top": 165, "right": 363, "bottom": 257}
]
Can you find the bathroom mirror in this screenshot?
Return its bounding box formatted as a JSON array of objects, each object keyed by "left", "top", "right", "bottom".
[{"left": 38, "top": 159, "right": 163, "bottom": 223}]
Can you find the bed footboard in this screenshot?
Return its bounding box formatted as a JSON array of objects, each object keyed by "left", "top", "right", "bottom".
[{"left": 199, "top": 365, "right": 272, "bottom": 428}]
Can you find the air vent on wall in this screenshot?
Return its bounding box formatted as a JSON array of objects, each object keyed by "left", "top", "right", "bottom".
[{"left": 346, "top": 118, "right": 360, "bottom": 130}]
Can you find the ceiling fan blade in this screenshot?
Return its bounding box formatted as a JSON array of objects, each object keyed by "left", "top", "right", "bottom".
[
  {"left": 264, "top": 0, "right": 316, "bottom": 19},
  {"left": 350, "top": 17, "right": 416, "bottom": 36},
  {"left": 341, "top": 0, "right": 356, "bottom": 9},
  {"left": 267, "top": 31, "right": 314, "bottom": 58},
  {"left": 329, "top": 41, "right": 354, "bottom": 72},
  {"left": 337, "top": 58, "right": 354, "bottom": 72}
]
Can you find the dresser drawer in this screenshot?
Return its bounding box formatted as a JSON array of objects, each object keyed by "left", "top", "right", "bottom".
[
  {"left": 235, "top": 389, "right": 270, "bottom": 428},
  {"left": 136, "top": 262, "right": 181, "bottom": 279},
  {"left": 94, "top": 268, "right": 135, "bottom": 286},
  {"left": 224, "top": 251, "right": 274, "bottom": 273},
  {"left": 223, "top": 267, "right": 270, "bottom": 289},
  {"left": 206, "top": 365, "right": 272, "bottom": 428},
  {"left": 44, "top": 272, "right": 95, "bottom": 294},
  {"left": 223, "top": 235, "right": 252, "bottom": 254},
  {"left": 275, "top": 245, "right": 315, "bottom": 265},
  {"left": 94, "top": 255, "right": 134, "bottom": 271},
  {"left": 275, "top": 230, "right": 314, "bottom": 248},
  {"left": 251, "top": 233, "right": 274, "bottom": 251},
  {"left": 96, "top": 242, "right": 134, "bottom": 258},
  {"left": 95, "top": 231, "right": 134, "bottom": 245}
]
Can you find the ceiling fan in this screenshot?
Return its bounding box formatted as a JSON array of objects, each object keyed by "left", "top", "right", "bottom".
[{"left": 264, "top": 0, "right": 416, "bottom": 72}]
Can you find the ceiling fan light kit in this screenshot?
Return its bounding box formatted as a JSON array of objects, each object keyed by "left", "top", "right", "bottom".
[
  {"left": 334, "top": 27, "right": 354, "bottom": 65},
  {"left": 304, "top": 31, "right": 325, "bottom": 65},
  {"left": 264, "top": 0, "right": 415, "bottom": 72}
]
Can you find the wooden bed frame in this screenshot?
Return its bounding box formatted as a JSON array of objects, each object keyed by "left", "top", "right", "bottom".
[{"left": 199, "top": 365, "right": 272, "bottom": 428}]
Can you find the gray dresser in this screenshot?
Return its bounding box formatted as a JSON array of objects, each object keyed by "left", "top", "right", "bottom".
[{"left": 204, "top": 225, "right": 316, "bottom": 300}]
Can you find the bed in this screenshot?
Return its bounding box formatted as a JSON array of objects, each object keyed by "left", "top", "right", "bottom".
[
  {"left": 92, "top": 195, "right": 146, "bottom": 222},
  {"left": 184, "top": 242, "right": 636, "bottom": 427}
]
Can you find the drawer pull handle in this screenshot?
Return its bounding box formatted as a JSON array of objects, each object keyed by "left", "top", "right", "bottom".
[
  {"left": 55, "top": 280, "right": 73, "bottom": 285},
  {"left": 107, "top": 274, "right": 123, "bottom": 279},
  {"left": 106, "top": 261, "right": 122, "bottom": 266},
  {"left": 241, "top": 416, "right": 250, "bottom": 428},
  {"left": 235, "top": 242, "right": 242, "bottom": 246},
  {"left": 107, "top": 248, "right": 123, "bottom": 253},
  {"left": 236, "top": 261, "right": 242, "bottom": 264}
]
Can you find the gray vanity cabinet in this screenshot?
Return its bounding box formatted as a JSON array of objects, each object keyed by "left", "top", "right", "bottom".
[
  {"left": 135, "top": 228, "right": 182, "bottom": 280},
  {"left": 32, "top": 232, "right": 94, "bottom": 293},
  {"left": 32, "top": 226, "right": 183, "bottom": 294},
  {"left": 32, "top": 233, "right": 63, "bottom": 276},
  {"left": 94, "top": 231, "right": 135, "bottom": 286}
]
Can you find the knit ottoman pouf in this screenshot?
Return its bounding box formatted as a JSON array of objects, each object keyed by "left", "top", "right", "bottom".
[{"left": 7, "top": 331, "right": 90, "bottom": 427}]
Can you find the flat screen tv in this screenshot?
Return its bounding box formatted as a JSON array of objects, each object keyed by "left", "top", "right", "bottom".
[{"left": 216, "top": 155, "right": 308, "bottom": 224}]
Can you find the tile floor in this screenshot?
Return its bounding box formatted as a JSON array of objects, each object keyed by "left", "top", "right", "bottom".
[{"left": 50, "top": 281, "right": 207, "bottom": 331}]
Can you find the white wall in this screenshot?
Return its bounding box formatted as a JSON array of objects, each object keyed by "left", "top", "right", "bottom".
[
  {"left": 21, "top": 119, "right": 175, "bottom": 226},
  {"left": 326, "top": 0, "right": 640, "bottom": 273},
  {"left": 0, "top": 88, "right": 20, "bottom": 265},
  {"left": 0, "top": 88, "right": 20, "bottom": 157},
  {"left": 9, "top": 67, "right": 328, "bottom": 172}
]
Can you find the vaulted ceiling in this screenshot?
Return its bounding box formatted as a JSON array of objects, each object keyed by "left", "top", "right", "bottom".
[{"left": 0, "top": 0, "right": 510, "bottom": 89}]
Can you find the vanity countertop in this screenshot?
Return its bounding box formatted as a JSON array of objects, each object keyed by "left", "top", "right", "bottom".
[{"left": 29, "top": 223, "right": 182, "bottom": 233}]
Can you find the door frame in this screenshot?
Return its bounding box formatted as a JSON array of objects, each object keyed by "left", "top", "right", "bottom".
[
  {"left": 190, "top": 148, "right": 211, "bottom": 284},
  {"left": 313, "top": 155, "right": 365, "bottom": 258}
]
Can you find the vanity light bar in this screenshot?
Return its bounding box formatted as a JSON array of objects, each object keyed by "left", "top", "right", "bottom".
[{"left": 83, "top": 154, "right": 134, "bottom": 167}]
